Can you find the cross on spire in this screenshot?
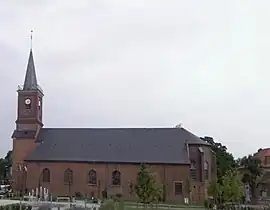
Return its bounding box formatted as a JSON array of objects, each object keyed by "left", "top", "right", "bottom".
[
  {"left": 30, "top": 30, "right": 33, "bottom": 50},
  {"left": 22, "top": 30, "right": 39, "bottom": 91}
]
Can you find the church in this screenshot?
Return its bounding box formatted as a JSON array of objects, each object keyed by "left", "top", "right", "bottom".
[{"left": 12, "top": 48, "right": 216, "bottom": 204}]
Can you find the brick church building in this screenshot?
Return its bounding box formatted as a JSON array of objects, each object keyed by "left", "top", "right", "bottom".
[{"left": 12, "top": 49, "right": 216, "bottom": 203}]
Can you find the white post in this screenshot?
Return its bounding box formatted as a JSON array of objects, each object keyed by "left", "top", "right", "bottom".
[
  {"left": 36, "top": 188, "right": 38, "bottom": 199},
  {"left": 40, "top": 186, "right": 43, "bottom": 200}
]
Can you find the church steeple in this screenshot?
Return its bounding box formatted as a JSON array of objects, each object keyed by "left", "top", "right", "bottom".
[
  {"left": 23, "top": 50, "right": 38, "bottom": 91},
  {"left": 15, "top": 33, "right": 44, "bottom": 131}
]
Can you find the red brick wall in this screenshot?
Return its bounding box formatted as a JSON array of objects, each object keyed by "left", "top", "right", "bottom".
[
  {"left": 12, "top": 139, "right": 215, "bottom": 204},
  {"left": 25, "top": 162, "right": 193, "bottom": 202},
  {"left": 12, "top": 138, "right": 39, "bottom": 191}
]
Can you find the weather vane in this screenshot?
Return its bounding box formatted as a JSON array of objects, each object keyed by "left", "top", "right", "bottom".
[{"left": 30, "top": 30, "right": 33, "bottom": 50}]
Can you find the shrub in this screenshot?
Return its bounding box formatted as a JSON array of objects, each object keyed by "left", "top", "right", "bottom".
[
  {"left": 51, "top": 195, "right": 57, "bottom": 202},
  {"left": 101, "top": 189, "right": 107, "bottom": 199},
  {"left": 99, "top": 199, "right": 115, "bottom": 210},
  {"left": 75, "top": 192, "right": 83, "bottom": 198},
  {"left": 115, "top": 193, "right": 122, "bottom": 198},
  {"left": 92, "top": 197, "right": 98, "bottom": 204}
]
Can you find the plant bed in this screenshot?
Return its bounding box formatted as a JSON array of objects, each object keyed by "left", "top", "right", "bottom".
[{"left": 0, "top": 204, "right": 32, "bottom": 210}]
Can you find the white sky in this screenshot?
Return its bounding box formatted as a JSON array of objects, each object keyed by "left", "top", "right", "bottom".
[{"left": 0, "top": 0, "right": 269, "bottom": 158}]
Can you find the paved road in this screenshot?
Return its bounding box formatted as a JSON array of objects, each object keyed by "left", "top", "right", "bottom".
[
  {"left": 0, "top": 200, "right": 20, "bottom": 206},
  {"left": 0, "top": 199, "right": 100, "bottom": 209}
]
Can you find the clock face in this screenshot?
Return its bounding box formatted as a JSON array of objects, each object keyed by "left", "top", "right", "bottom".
[
  {"left": 38, "top": 100, "right": 41, "bottom": 107},
  {"left": 25, "top": 98, "right": 31, "bottom": 105}
]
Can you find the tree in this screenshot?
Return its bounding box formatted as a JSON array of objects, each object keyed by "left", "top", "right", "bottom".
[
  {"left": 201, "top": 136, "right": 236, "bottom": 182},
  {"left": 240, "top": 155, "right": 262, "bottom": 197},
  {"left": 135, "top": 164, "right": 162, "bottom": 205},
  {"left": 222, "top": 169, "right": 243, "bottom": 203},
  {"left": 208, "top": 180, "right": 222, "bottom": 204},
  {"left": 0, "top": 150, "right": 12, "bottom": 180}
]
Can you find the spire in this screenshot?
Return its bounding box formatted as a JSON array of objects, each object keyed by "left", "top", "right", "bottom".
[
  {"left": 23, "top": 30, "right": 38, "bottom": 91},
  {"left": 23, "top": 50, "right": 38, "bottom": 91}
]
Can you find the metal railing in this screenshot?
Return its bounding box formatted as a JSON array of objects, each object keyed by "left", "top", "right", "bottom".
[{"left": 17, "top": 85, "right": 43, "bottom": 93}]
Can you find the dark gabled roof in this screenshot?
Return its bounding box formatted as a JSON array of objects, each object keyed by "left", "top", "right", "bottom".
[
  {"left": 12, "top": 130, "right": 36, "bottom": 139},
  {"left": 24, "top": 127, "right": 208, "bottom": 164},
  {"left": 23, "top": 50, "right": 38, "bottom": 91}
]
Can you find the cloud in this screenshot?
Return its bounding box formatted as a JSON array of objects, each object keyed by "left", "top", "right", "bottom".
[{"left": 0, "top": 0, "right": 268, "bottom": 158}]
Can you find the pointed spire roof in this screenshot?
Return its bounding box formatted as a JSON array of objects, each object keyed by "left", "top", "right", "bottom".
[{"left": 23, "top": 50, "right": 38, "bottom": 91}]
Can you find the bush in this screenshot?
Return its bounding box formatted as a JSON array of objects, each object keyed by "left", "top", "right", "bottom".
[
  {"left": 99, "top": 199, "right": 115, "bottom": 210},
  {"left": 115, "top": 193, "right": 122, "bottom": 198},
  {"left": 101, "top": 189, "right": 107, "bottom": 199},
  {"left": 204, "top": 200, "right": 208, "bottom": 208},
  {"left": 75, "top": 192, "right": 83, "bottom": 199},
  {"left": 204, "top": 200, "right": 214, "bottom": 209},
  {"left": 2, "top": 204, "right": 32, "bottom": 210},
  {"left": 51, "top": 195, "right": 57, "bottom": 202},
  {"left": 9, "top": 197, "right": 20, "bottom": 200},
  {"left": 92, "top": 197, "right": 98, "bottom": 203}
]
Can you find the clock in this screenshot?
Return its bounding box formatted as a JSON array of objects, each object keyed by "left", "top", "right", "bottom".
[
  {"left": 38, "top": 100, "right": 41, "bottom": 107},
  {"left": 25, "top": 98, "right": 31, "bottom": 105}
]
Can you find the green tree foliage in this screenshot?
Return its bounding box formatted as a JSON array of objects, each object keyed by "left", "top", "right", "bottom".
[
  {"left": 0, "top": 150, "right": 12, "bottom": 180},
  {"left": 4, "top": 150, "right": 12, "bottom": 168},
  {"left": 201, "top": 136, "right": 236, "bottom": 182},
  {"left": 208, "top": 180, "right": 222, "bottom": 203},
  {"left": 208, "top": 169, "right": 243, "bottom": 206},
  {"left": 240, "top": 155, "right": 262, "bottom": 196},
  {"left": 135, "top": 164, "right": 162, "bottom": 204},
  {"left": 222, "top": 169, "right": 243, "bottom": 203}
]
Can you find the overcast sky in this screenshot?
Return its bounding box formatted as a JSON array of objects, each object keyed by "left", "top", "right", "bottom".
[{"left": 0, "top": 0, "right": 268, "bottom": 158}]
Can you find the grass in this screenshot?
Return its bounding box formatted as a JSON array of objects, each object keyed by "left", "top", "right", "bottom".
[
  {"left": 100, "top": 200, "right": 205, "bottom": 210},
  {"left": 123, "top": 201, "right": 204, "bottom": 208},
  {"left": 123, "top": 205, "right": 204, "bottom": 210}
]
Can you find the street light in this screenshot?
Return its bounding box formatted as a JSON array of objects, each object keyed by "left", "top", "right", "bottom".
[
  {"left": 65, "top": 169, "right": 73, "bottom": 207},
  {"left": 38, "top": 172, "right": 42, "bottom": 199},
  {"left": 68, "top": 180, "right": 72, "bottom": 207}
]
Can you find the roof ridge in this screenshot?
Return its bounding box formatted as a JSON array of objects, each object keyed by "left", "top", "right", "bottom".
[{"left": 42, "top": 127, "right": 182, "bottom": 130}]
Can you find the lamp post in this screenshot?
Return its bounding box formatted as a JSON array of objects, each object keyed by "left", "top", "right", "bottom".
[
  {"left": 38, "top": 172, "right": 42, "bottom": 199},
  {"left": 68, "top": 180, "right": 72, "bottom": 207}
]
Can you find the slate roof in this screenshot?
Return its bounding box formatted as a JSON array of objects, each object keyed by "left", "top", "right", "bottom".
[
  {"left": 17, "top": 127, "right": 209, "bottom": 165},
  {"left": 23, "top": 50, "right": 38, "bottom": 91}
]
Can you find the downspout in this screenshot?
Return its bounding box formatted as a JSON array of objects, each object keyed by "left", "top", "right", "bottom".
[{"left": 185, "top": 140, "right": 191, "bottom": 203}]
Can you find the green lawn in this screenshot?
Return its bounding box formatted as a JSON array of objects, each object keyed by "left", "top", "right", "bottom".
[
  {"left": 123, "top": 201, "right": 204, "bottom": 208},
  {"left": 123, "top": 206, "right": 204, "bottom": 210},
  {"left": 100, "top": 200, "right": 205, "bottom": 210}
]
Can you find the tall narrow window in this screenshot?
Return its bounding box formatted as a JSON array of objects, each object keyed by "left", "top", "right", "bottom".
[
  {"left": 64, "top": 168, "right": 73, "bottom": 184},
  {"left": 204, "top": 161, "right": 209, "bottom": 180},
  {"left": 112, "top": 170, "right": 121, "bottom": 186},
  {"left": 42, "top": 168, "right": 50, "bottom": 182},
  {"left": 174, "top": 182, "right": 183, "bottom": 195},
  {"left": 190, "top": 160, "right": 197, "bottom": 180},
  {"left": 88, "top": 169, "right": 97, "bottom": 185}
]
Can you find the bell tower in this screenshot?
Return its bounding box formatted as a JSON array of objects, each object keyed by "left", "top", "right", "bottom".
[{"left": 15, "top": 49, "right": 44, "bottom": 132}]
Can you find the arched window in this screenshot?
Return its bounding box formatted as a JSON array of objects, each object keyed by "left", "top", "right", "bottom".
[
  {"left": 190, "top": 160, "right": 197, "bottom": 180},
  {"left": 88, "top": 169, "right": 97, "bottom": 185},
  {"left": 112, "top": 170, "right": 121, "bottom": 186},
  {"left": 204, "top": 161, "right": 209, "bottom": 180},
  {"left": 64, "top": 168, "right": 73, "bottom": 184},
  {"left": 42, "top": 168, "right": 50, "bottom": 182}
]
